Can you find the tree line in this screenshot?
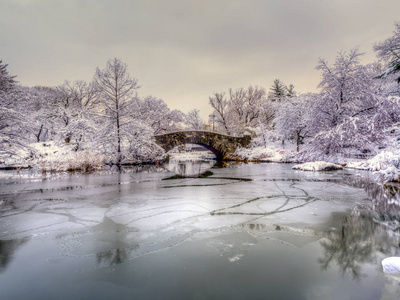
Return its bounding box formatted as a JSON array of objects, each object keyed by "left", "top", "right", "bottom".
[
  {"left": 0, "top": 58, "right": 187, "bottom": 164},
  {"left": 1, "top": 22, "right": 400, "bottom": 164}
]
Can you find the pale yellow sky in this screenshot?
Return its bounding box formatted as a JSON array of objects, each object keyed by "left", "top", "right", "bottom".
[{"left": 1, "top": 0, "right": 399, "bottom": 119}]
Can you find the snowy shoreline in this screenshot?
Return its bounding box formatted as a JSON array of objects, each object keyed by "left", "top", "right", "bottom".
[
  {"left": 231, "top": 146, "right": 400, "bottom": 183},
  {"left": 0, "top": 141, "right": 165, "bottom": 173},
  {"left": 1, "top": 142, "right": 400, "bottom": 183}
]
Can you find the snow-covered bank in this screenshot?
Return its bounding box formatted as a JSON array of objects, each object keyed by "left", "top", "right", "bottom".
[
  {"left": 2, "top": 140, "right": 400, "bottom": 183},
  {"left": 30, "top": 142, "right": 105, "bottom": 172},
  {"left": 229, "top": 146, "right": 298, "bottom": 163},
  {"left": 0, "top": 142, "right": 166, "bottom": 173},
  {"left": 232, "top": 146, "right": 400, "bottom": 183},
  {"left": 347, "top": 151, "right": 400, "bottom": 183}
]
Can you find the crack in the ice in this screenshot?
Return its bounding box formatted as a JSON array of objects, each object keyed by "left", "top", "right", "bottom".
[
  {"left": 160, "top": 176, "right": 253, "bottom": 189},
  {"left": 126, "top": 210, "right": 206, "bottom": 225},
  {"left": 115, "top": 202, "right": 211, "bottom": 217},
  {"left": 161, "top": 182, "right": 236, "bottom": 188},
  {"left": 210, "top": 197, "right": 319, "bottom": 216}
]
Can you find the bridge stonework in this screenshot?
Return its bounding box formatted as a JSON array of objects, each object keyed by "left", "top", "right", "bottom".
[{"left": 154, "top": 131, "right": 251, "bottom": 161}]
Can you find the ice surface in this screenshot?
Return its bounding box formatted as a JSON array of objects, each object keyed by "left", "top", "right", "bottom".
[
  {"left": 1, "top": 162, "right": 399, "bottom": 299},
  {"left": 0, "top": 163, "right": 378, "bottom": 253}
]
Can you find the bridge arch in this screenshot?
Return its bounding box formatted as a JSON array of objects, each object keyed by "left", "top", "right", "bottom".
[{"left": 154, "top": 130, "right": 251, "bottom": 161}]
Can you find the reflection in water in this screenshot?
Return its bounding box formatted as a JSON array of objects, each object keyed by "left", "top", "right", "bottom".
[
  {"left": 54, "top": 217, "right": 139, "bottom": 269},
  {"left": 163, "top": 160, "right": 216, "bottom": 177},
  {"left": 320, "top": 214, "right": 385, "bottom": 279},
  {"left": 319, "top": 176, "right": 400, "bottom": 280},
  {"left": 116, "top": 164, "right": 167, "bottom": 174},
  {"left": 0, "top": 238, "right": 28, "bottom": 273},
  {"left": 347, "top": 176, "right": 400, "bottom": 240},
  {"left": 96, "top": 246, "right": 139, "bottom": 268},
  {"left": 337, "top": 173, "right": 399, "bottom": 207},
  {"left": 93, "top": 217, "right": 139, "bottom": 268}
]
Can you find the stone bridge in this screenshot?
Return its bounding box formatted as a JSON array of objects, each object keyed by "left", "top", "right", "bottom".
[{"left": 154, "top": 130, "right": 251, "bottom": 161}]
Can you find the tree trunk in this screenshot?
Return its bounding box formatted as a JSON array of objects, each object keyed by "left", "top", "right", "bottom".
[
  {"left": 117, "top": 113, "right": 121, "bottom": 164},
  {"left": 36, "top": 124, "right": 43, "bottom": 142},
  {"left": 115, "top": 81, "right": 121, "bottom": 165},
  {"left": 296, "top": 133, "right": 300, "bottom": 152}
]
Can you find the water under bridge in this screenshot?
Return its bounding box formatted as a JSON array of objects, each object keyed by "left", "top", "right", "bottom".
[{"left": 154, "top": 130, "right": 251, "bottom": 161}]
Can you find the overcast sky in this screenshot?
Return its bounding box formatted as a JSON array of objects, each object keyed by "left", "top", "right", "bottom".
[{"left": 1, "top": 0, "right": 399, "bottom": 119}]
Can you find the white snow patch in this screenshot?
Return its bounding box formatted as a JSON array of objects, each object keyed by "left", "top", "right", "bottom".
[
  {"left": 382, "top": 257, "right": 400, "bottom": 274},
  {"left": 228, "top": 254, "right": 244, "bottom": 262},
  {"left": 292, "top": 161, "right": 343, "bottom": 171}
]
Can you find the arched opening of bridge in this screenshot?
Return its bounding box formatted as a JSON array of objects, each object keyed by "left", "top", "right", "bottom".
[{"left": 168, "top": 143, "right": 217, "bottom": 161}]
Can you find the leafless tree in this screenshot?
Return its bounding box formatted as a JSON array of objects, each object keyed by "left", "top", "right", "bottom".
[
  {"left": 94, "top": 58, "right": 140, "bottom": 164},
  {"left": 185, "top": 109, "right": 204, "bottom": 130},
  {"left": 208, "top": 92, "right": 230, "bottom": 134}
]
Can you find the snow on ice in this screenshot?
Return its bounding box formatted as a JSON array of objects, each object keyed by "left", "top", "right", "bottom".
[
  {"left": 382, "top": 257, "right": 400, "bottom": 275},
  {"left": 292, "top": 161, "right": 343, "bottom": 172}
]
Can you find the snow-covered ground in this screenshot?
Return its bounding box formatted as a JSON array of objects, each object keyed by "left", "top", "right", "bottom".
[
  {"left": 230, "top": 144, "right": 298, "bottom": 163},
  {"left": 0, "top": 142, "right": 105, "bottom": 172}
]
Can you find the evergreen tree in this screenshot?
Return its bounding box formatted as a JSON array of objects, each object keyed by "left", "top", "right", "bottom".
[{"left": 269, "top": 79, "right": 287, "bottom": 101}]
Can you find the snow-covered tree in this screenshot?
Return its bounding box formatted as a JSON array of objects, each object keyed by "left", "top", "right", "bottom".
[
  {"left": 314, "top": 48, "right": 378, "bottom": 129},
  {"left": 300, "top": 48, "right": 398, "bottom": 161},
  {"left": 251, "top": 98, "right": 275, "bottom": 147},
  {"left": 208, "top": 92, "right": 231, "bottom": 134},
  {"left": 55, "top": 80, "right": 99, "bottom": 150},
  {"left": 164, "top": 109, "right": 185, "bottom": 132},
  {"left": 21, "top": 86, "right": 59, "bottom": 143},
  {"left": 268, "top": 79, "right": 287, "bottom": 102},
  {"left": 208, "top": 86, "right": 268, "bottom": 136},
  {"left": 134, "top": 96, "right": 183, "bottom": 134},
  {"left": 301, "top": 117, "right": 381, "bottom": 162},
  {"left": 0, "top": 60, "right": 17, "bottom": 96},
  {"left": 227, "top": 86, "right": 266, "bottom": 135},
  {"left": 286, "top": 84, "right": 296, "bottom": 97},
  {"left": 275, "top": 94, "right": 313, "bottom": 151},
  {"left": 0, "top": 61, "right": 29, "bottom": 160},
  {"left": 94, "top": 58, "right": 141, "bottom": 164},
  {"left": 185, "top": 109, "right": 204, "bottom": 130},
  {"left": 117, "top": 120, "right": 164, "bottom": 163},
  {"left": 374, "top": 22, "right": 400, "bottom": 84}
]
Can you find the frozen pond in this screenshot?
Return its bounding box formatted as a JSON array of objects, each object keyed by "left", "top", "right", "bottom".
[{"left": 1, "top": 162, "right": 400, "bottom": 299}]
